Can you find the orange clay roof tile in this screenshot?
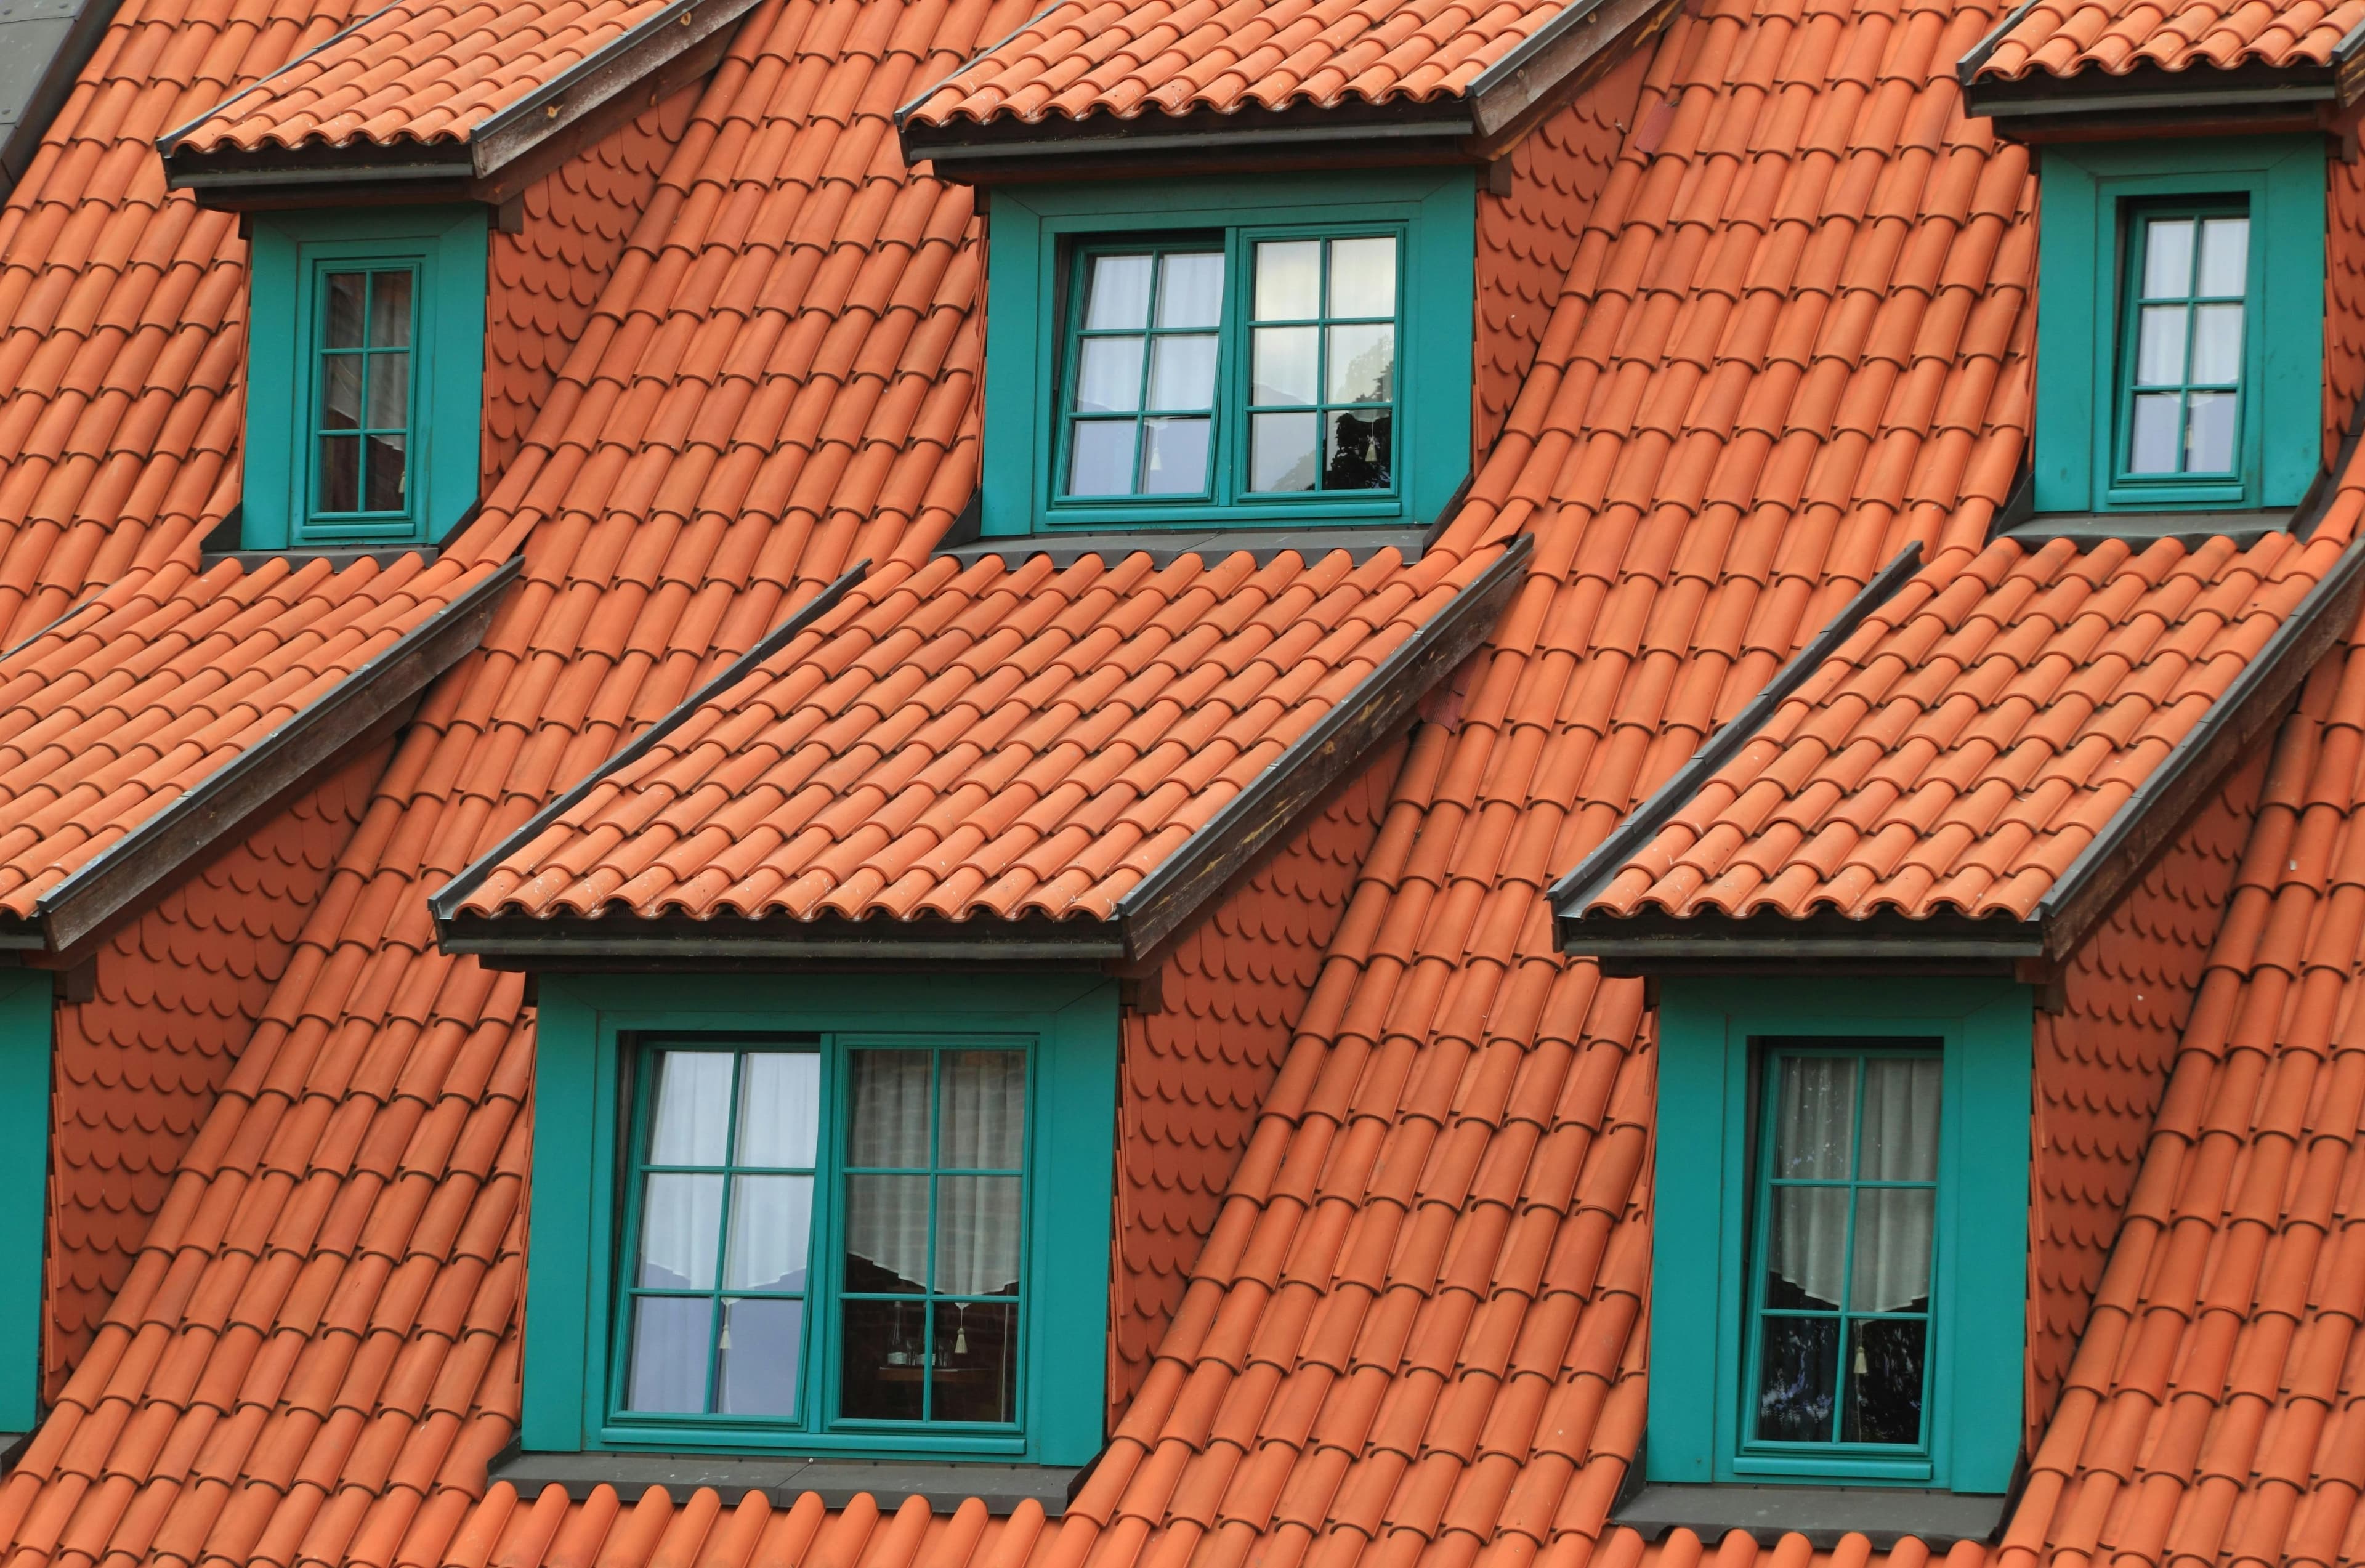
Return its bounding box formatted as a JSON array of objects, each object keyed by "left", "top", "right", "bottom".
[{"left": 1966, "top": 0, "right": 2365, "bottom": 80}]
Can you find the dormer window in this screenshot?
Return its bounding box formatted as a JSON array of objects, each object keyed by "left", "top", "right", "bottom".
[{"left": 979, "top": 171, "right": 1472, "bottom": 538}]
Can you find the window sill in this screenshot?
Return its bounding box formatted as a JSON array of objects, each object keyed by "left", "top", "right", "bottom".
[
  {"left": 490, "top": 1445, "right": 1083, "bottom": 1516},
  {"left": 1612, "top": 1483, "right": 2008, "bottom": 1550},
  {"left": 942, "top": 523, "right": 1429, "bottom": 571},
  {"left": 1999, "top": 506, "right": 2292, "bottom": 550}
]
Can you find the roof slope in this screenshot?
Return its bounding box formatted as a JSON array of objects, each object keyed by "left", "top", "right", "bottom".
[
  {"left": 1568, "top": 531, "right": 2333, "bottom": 926},
  {"left": 1965, "top": 0, "right": 2365, "bottom": 81}
]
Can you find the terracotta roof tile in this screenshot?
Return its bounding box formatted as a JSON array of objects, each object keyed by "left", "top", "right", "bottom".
[{"left": 1966, "top": 0, "right": 2365, "bottom": 81}]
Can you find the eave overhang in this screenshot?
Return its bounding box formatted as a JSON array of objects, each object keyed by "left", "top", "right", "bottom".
[
  {"left": 894, "top": 0, "right": 1677, "bottom": 184},
  {"left": 434, "top": 533, "right": 1535, "bottom": 972},
  {"left": 153, "top": 0, "right": 761, "bottom": 210},
  {"left": 0, "top": 554, "right": 519, "bottom": 966},
  {"left": 1553, "top": 531, "right": 2365, "bottom": 976}
]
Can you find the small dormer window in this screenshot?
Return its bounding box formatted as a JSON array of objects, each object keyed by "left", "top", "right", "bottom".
[{"left": 980, "top": 171, "right": 1472, "bottom": 538}]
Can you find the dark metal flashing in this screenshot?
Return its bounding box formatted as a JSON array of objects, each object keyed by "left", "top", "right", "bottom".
[
  {"left": 1612, "top": 1484, "right": 2008, "bottom": 1552},
  {"left": 0, "top": 0, "right": 123, "bottom": 201},
  {"left": 937, "top": 525, "right": 1430, "bottom": 572},
  {"left": 438, "top": 535, "right": 1535, "bottom": 969},
  {"left": 0, "top": 554, "right": 520, "bottom": 962},
  {"left": 429, "top": 560, "right": 872, "bottom": 936},
  {"left": 1959, "top": 55, "right": 2344, "bottom": 137},
  {"left": 1564, "top": 907, "right": 2044, "bottom": 976},
  {"left": 1999, "top": 507, "right": 2295, "bottom": 551},
  {"left": 1952, "top": 0, "right": 2045, "bottom": 84},
  {"left": 487, "top": 1448, "right": 1077, "bottom": 1516},
  {"left": 1547, "top": 543, "right": 1927, "bottom": 920},
  {"left": 156, "top": 0, "right": 759, "bottom": 207}
]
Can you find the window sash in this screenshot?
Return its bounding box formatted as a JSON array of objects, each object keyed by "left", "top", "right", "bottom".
[
  {"left": 309, "top": 262, "right": 423, "bottom": 521},
  {"left": 2111, "top": 199, "right": 2255, "bottom": 491},
  {"left": 611, "top": 1033, "right": 1033, "bottom": 1436}
]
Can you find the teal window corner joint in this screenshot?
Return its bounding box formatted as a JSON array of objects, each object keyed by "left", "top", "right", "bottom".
[
  {"left": 1647, "top": 977, "right": 2030, "bottom": 1493},
  {"left": 0, "top": 970, "right": 49, "bottom": 1434},
  {"left": 2034, "top": 137, "right": 2324, "bottom": 514},
  {"left": 982, "top": 169, "right": 1474, "bottom": 536},
  {"left": 523, "top": 973, "right": 1117, "bottom": 1464},
  {"left": 244, "top": 206, "right": 487, "bottom": 550}
]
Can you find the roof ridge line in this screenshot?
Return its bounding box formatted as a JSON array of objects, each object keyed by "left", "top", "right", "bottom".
[
  {"left": 426, "top": 559, "right": 873, "bottom": 929},
  {"left": 1544, "top": 540, "right": 1926, "bottom": 917}
]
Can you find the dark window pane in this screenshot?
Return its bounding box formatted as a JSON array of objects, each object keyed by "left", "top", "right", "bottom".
[
  {"left": 1755, "top": 1315, "right": 1838, "bottom": 1442},
  {"left": 939, "top": 1051, "right": 1024, "bottom": 1168},
  {"left": 320, "top": 355, "right": 362, "bottom": 430},
  {"left": 317, "top": 435, "right": 360, "bottom": 512},
  {"left": 325, "top": 272, "right": 366, "bottom": 347},
  {"left": 932, "top": 1299, "right": 1017, "bottom": 1423},
  {"left": 840, "top": 1298, "right": 928, "bottom": 1418},
  {"left": 368, "top": 270, "right": 413, "bottom": 347},
  {"left": 717, "top": 1296, "right": 802, "bottom": 1416},
  {"left": 363, "top": 433, "right": 406, "bottom": 511},
  {"left": 1842, "top": 1317, "right": 1926, "bottom": 1445},
  {"left": 935, "top": 1174, "right": 1021, "bottom": 1296},
  {"left": 626, "top": 1295, "right": 713, "bottom": 1413},
  {"left": 1323, "top": 408, "right": 1390, "bottom": 490},
  {"left": 367, "top": 352, "right": 410, "bottom": 430},
  {"left": 638, "top": 1172, "right": 724, "bottom": 1289},
  {"left": 844, "top": 1173, "right": 929, "bottom": 1292}
]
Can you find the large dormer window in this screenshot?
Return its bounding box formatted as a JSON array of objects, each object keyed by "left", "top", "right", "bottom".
[{"left": 980, "top": 170, "right": 1472, "bottom": 538}]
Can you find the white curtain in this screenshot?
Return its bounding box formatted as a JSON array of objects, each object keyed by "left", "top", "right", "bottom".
[
  {"left": 843, "top": 1051, "right": 1025, "bottom": 1296},
  {"left": 1769, "top": 1057, "right": 1939, "bottom": 1313},
  {"left": 845, "top": 1053, "right": 934, "bottom": 1288},
  {"left": 736, "top": 1052, "right": 819, "bottom": 1168}
]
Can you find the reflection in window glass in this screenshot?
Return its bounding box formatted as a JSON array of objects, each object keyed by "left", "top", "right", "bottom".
[
  {"left": 2122, "top": 206, "right": 2249, "bottom": 479},
  {"left": 1247, "top": 236, "right": 1397, "bottom": 493}
]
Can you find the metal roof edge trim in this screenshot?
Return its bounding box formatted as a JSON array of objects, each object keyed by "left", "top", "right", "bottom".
[
  {"left": 1953, "top": 0, "right": 2046, "bottom": 86},
  {"left": 1546, "top": 541, "right": 1926, "bottom": 930},
  {"left": 900, "top": 110, "right": 1474, "bottom": 175},
  {"left": 437, "top": 914, "right": 1129, "bottom": 967},
  {"left": 1111, "top": 530, "right": 1536, "bottom": 963},
  {"left": 427, "top": 560, "right": 871, "bottom": 932},
  {"left": 891, "top": 0, "right": 1068, "bottom": 129},
  {"left": 2031, "top": 530, "right": 2365, "bottom": 961},
  {"left": 30, "top": 552, "right": 524, "bottom": 955}
]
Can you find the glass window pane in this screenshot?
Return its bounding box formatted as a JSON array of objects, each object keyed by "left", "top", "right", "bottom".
[
  {"left": 1841, "top": 1317, "right": 1926, "bottom": 1445},
  {"left": 2190, "top": 302, "right": 2243, "bottom": 384},
  {"left": 317, "top": 436, "right": 360, "bottom": 512},
  {"left": 1155, "top": 253, "right": 1224, "bottom": 328},
  {"left": 717, "top": 1296, "right": 803, "bottom": 1416},
  {"left": 1755, "top": 1315, "right": 1838, "bottom": 1442},
  {"left": 1326, "top": 323, "right": 1394, "bottom": 404},
  {"left": 939, "top": 1051, "right": 1025, "bottom": 1168},
  {"left": 1771, "top": 1056, "right": 1853, "bottom": 1179},
  {"left": 932, "top": 1299, "right": 1017, "bottom": 1423},
  {"left": 844, "top": 1173, "right": 931, "bottom": 1293},
  {"left": 1328, "top": 236, "right": 1396, "bottom": 317},
  {"left": 1250, "top": 411, "right": 1318, "bottom": 492},
  {"left": 2142, "top": 217, "right": 2194, "bottom": 297},
  {"left": 1084, "top": 254, "right": 1153, "bottom": 329},
  {"left": 649, "top": 1051, "right": 735, "bottom": 1165},
  {"left": 1324, "top": 408, "right": 1391, "bottom": 491},
  {"left": 2196, "top": 216, "right": 2249, "bottom": 296},
  {"left": 936, "top": 1174, "right": 1022, "bottom": 1296},
  {"left": 1254, "top": 240, "right": 1321, "bottom": 320},
  {"left": 368, "top": 270, "right": 413, "bottom": 347},
  {"left": 1252, "top": 326, "right": 1318, "bottom": 406},
  {"left": 849, "top": 1049, "right": 932, "bottom": 1165},
  {"left": 840, "top": 1298, "right": 928, "bottom": 1418},
  {"left": 725, "top": 1174, "right": 813, "bottom": 1292},
  {"left": 366, "top": 353, "right": 410, "bottom": 430},
  {"left": 1067, "top": 421, "right": 1136, "bottom": 496},
  {"left": 1074, "top": 336, "right": 1144, "bottom": 414},
  {"left": 2133, "top": 306, "right": 2186, "bottom": 386},
  {"left": 1851, "top": 1187, "right": 1934, "bottom": 1312},
  {"left": 321, "top": 356, "right": 362, "bottom": 429},
  {"left": 1858, "top": 1058, "right": 1941, "bottom": 1181},
  {"left": 325, "top": 272, "right": 366, "bottom": 347},
  {"left": 2128, "top": 392, "right": 2181, "bottom": 472},
  {"left": 1147, "top": 335, "right": 1217, "bottom": 410},
  {"left": 1766, "top": 1185, "right": 1848, "bottom": 1311},
  {"left": 363, "top": 434, "right": 406, "bottom": 512},
  {"left": 1140, "top": 417, "right": 1210, "bottom": 495},
  {"left": 626, "top": 1295, "right": 713, "bottom": 1413},
  {"left": 2186, "top": 390, "right": 2236, "bottom": 472},
  {"left": 638, "top": 1172, "right": 724, "bottom": 1289},
  {"left": 737, "top": 1053, "right": 820, "bottom": 1168}
]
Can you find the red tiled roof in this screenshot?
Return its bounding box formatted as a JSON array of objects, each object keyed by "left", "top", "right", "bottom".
[
  {"left": 447, "top": 543, "right": 1508, "bottom": 930},
  {"left": 900, "top": 0, "right": 1584, "bottom": 130},
  {"left": 168, "top": 0, "right": 688, "bottom": 155},
  {"left": 1569, "top": 531, "right": 2337, "bottom": 926},
  {"left": 1965, "top": 0, "right": 2365, "bottom": 81},
  {"left": 0, "top": 551, "right": 506, "bottom": 927}
]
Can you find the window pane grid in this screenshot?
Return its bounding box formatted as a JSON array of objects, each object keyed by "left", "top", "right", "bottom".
[
  {"left": 313, "top": 267, "right": 418, "bottom": 518},
  {"left": 1063, "top": 245, "right": 1222, "bottom": 499},
  {"left": 1246, "top": 235, "right": 1397, "bottom": 495},
  {"left": 2119, "top": 205, "right": 2250, "bottom": 482}
]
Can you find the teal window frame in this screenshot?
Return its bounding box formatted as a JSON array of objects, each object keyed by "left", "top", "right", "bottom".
[
  {"left": 1648, "top": 978, "right": 2030, "bottom": 1493},
  {"left": 982, "top": 169, "right": 1473, "bottom": 536},
  {"left": 245, "top": 206, "right": 487, "bottom": 549},
  {"left": 0, "top": 971, "right": 46, "bottom": 1433},
  {"left": 2034, "top": 137, "right": 2323, "bottom": 514},
  {"left": 524, "top": 973, "right": 1117, "bottom": 1463}
]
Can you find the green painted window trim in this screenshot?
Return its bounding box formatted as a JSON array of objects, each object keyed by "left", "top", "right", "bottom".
[
  {"left": 1647, "top": 977, "right": 2030, "bottom": 1493},
  {"left": 0, "top": 970, "right": 45, "bottom": 1434},
  {"left": 2034, "top": 137, "right": 2324, "bottom": 514},
  {"left": 245, "top": 206, "right": 487, "bottom": 549},
  {"left": 982, "top": 169, "right": 1474, "bottom": 536},
  {"left": 524, "top": 973, "right": 1117, "bottom": 1463}
]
